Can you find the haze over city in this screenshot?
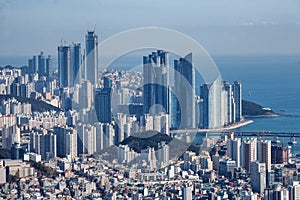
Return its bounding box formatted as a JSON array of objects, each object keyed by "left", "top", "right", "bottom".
[{"left": 0, "top": 0, "right": 300, "bottom": 58}]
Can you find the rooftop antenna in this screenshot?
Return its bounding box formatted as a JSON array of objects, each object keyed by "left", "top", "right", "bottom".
[{"left": 93, "top": 24, "right": 96, "bottom": 32}]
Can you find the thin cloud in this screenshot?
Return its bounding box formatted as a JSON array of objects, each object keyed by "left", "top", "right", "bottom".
[{"left": 240, "top": 20, "right": 278, "bottom": 27}]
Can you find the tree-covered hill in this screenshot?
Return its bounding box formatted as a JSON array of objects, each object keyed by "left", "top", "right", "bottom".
[
  {"left": 120, "top": 130, "right": 201, "bottom": 156},
  {"left": 242, "top": 100, "right": 278, "bottom": 117}
]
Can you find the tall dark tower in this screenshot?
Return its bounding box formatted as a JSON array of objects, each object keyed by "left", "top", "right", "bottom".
[
  {"left": 58, "top": 43, "right": 82, "bottom": 88},
  {"left": 45, "top": 55, "right": 52, "bottom": 79},
  {"left": 85, "top": 31, "right": 98, "bottom": 84},
  {"left": 28, "top": 55, "right": 37, "bottom": 74},
  {"left": 94, "top": 77, "right": 112, "bottom": 123},
  {"left": 70, "top": 43, "right": 82, "bottom": 86},
  {"left": 173, "top": 53, "right": 196, "bottom": 129},
  {"left": 233, "top": 81, "right": 242, "bottom": 121},
  {"left": 38, "top": 52, "right": 46, "bottom": 78},
  {"left": 143, "top": 50, "right": 169, "bottom": 115},
  {"left": 58, "top": 45, "right": 71, "bottom": 87}
]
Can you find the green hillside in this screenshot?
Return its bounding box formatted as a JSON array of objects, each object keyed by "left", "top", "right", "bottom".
[
  {"left": 242, "top": 100, "right": 278, "bottom": 116},
  {"left": 120, "top": 130, "right": 201, "bottom": 156}
]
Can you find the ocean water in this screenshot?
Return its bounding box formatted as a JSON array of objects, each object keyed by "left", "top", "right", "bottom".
[
  {"left": 108, "top": 54, "right": 300, "bottom": 152},
  {"left": 213, "top": 55, "right": 300, "bottom": 131},
  {"left": 214, "top": 55, "right": 300, "bottom": 118},
  {"left": 213, "top": 55, "right": 300, "bottom": 153}
]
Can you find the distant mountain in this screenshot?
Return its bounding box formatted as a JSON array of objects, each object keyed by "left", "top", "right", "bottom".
[
  {"left": 0, "top": 94, "right": 61, "bottom": 113},
  {"left": 242, "top": 100, "right": 278, "bottom": 117}
]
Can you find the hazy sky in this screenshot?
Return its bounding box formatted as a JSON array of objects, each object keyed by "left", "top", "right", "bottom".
[{"left": 0, "top": 0, "right": 300, "bottom": 57}]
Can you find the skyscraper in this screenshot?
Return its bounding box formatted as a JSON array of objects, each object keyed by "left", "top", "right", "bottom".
[
  {"left": 140, "top": 114, "right": 154, "bottom": 131},
  {"left": 20, "top": 83, "right": 31, "bottom": 98},
  {"left": 58, "top": 43, "right": 82, "bottom": 87},
  {"left": 29, "top": 53, "right": 51, "bottom": 78},
  {"left": 250, "top": 161, "right": 266, "bottom": 194},
  {"left": 227, "top": 138, "right": 241, "bottom": 167},
  {"left": 77, "top": 123, "right": 96, "bottom": 155},
  {"left": 257, "top": 140, "right": 271, "bottom": 172},
  {"left": 54, "top": 126, "right": 77, "bottom": 160},
  {"left": 85, "top": 31, "right": 98, "bottom": 84},
  {"left": 232, "top": 139, "right": 241, "bottom": 168},
  {"left": 58, "top": 45, "right": 71, "bottom": 87},
  {"left": 43, "top": 131, "right": 57, "bottom": 161},
  {"left": 141, "top": 146, "right": 157, "bottom": 170},
  {"left": 223, "top": 81, "right": 234, "bottom": 124},
  {"left": 94, "top": 78, "right": 112, "bottom": 123},
  {"left": 182, "top": 185, "right": 192, "bottom": 200},
  {"left": 143, "top": 50, "right": 169, "bottom": 115},
  {"left": 11, "top": 142, "right": 27, "bottom": 160},
  {"left": 200, "top": 76, "right": 223, "bottom": 129},
  {"left": 30, "top": 130, "right": 57, "bottom": 161},
  {"left": 70, "top": 43, "right": 81, "bottom": 86},
  {"left": 271, "top": 144, "right": 289, "bottom": 164},
  {"left": 115, "top": 113, "right": 126, "bottom": 143},
  {"left": 28, "top": 55, "right": 37, "bottom": 74},
  {"left": 200, "top": 80, "right": 242, "bottom": 129},
  {"left": 102, "top": 123, "right": 115, "bottom": 149},
  {"left": 79, "top": 80, "right": 93, "bottom": 110},
  {"left": 241, "top": 137, "right": 257, "bottom": 171},
  {"left": 169, "top": 88, "right": 179, "bottom": 129},
  {"left": 293, "top": 182, "right": 300, "bottom": 200},
  {"left": 95, "top": 122, "right": 104, "bottom": 151},
  {"left": 199, "top": 151, "right": 213, "bottom": 170},
  {"left": 38, "top": 52, "right": 46, "bottom": 78},
  {"left": 0, "top": 167, "right": 5, "bottom": 184},
  {"left": 157, "top": 141, "right": 170, "bottom": 168},
  {"left": 174, "top": 53, "right": 196, "bottom": 129},
  {"left": 264, "top": 183, "right": 290, "bottom": 200},
  {"left": 233, "top": 81, "right": 242, "bottom": 121},
  {"left": 219, "top": 158, "right": 236, "bottom": 179},
  {"left": 45, "top": 55, "right": 52, "bottom": 79},
  {"left": 153, "top": 113, "right": 170, "bottom": 135},
  {"left": 2, "top": 125, "right": 20, "bottom": 149}
]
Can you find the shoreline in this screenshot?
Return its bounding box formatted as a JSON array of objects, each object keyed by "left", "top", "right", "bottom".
[
  {"left": 222, "top": 119, "right": 254, "bottom": 130},
  {"left": 243, "top": 114, "right": 280, "bottom": 118},
  {"left": 170, "top": 119, "right": 254, "bottom": 134}
]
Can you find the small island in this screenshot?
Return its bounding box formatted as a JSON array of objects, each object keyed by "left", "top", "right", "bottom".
[{"left": 242, "top": 100, "right": 279, "bottom": 117}]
